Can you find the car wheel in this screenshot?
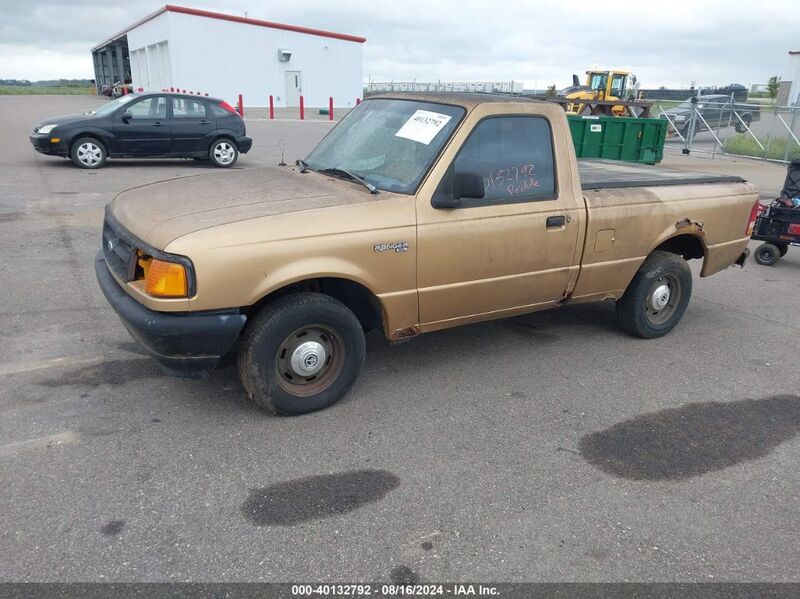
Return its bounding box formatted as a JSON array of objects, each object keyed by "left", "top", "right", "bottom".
[
  {"left": 238, "top": 293, "right": 366, "bottom": 415},
  {"left": 209, "top": 138, "right": 238, "bottom": 168},
  {"left": 775, "top": 243, "right": 789, "bottom": 257},
  {"left": 734, "top": 114, "right": 752, "bottom": 133},
  {"left": 70, "top": 137, "right": 107, "bottom": 169},
  {"left": 754, "top": 243, "right": 780, "bottom": 266},
  {"left": 615, "top": 251, "right": 693, "bottom": 339}
]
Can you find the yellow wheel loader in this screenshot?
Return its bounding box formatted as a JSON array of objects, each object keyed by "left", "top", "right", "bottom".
[{"left": 560, "top": 70, "right": 635, "bottom": 116}]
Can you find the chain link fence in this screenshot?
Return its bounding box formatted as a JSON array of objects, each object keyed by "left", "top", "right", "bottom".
[{"left": 655, "top": 96, "right": 800, "bottom": 163}]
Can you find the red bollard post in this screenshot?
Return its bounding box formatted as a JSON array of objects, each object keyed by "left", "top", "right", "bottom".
[
  {"left": 329, "top": 96, "right": 334, "bottom": 121},
  {"left": 269, "top": 95, "right": 274, "bottom": 120},
  {"left": 238, "top": 94, "right": 244, "bottom": 117},
  {"left": 299, "top": 96, "right": 305, "bottom": 120},
  {"left": 356, "top": 97, "right": 361, "bottom": 105}
]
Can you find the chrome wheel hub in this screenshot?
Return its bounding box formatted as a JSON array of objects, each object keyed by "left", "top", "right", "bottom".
[
  {"left": 214, "top": 142, "right": 234, "bottom": 164},
  {"left": 77, "top": 142, "right": 102, "bottom": 166},
  {"left": 289, "top": 341, "right": 327, "bottom": 376},
  {"left": 275, "top": 325, "right": 345, "bottom": 397},
  {"left": 650, "top": 284, "right": 671, "bottom": 311}
]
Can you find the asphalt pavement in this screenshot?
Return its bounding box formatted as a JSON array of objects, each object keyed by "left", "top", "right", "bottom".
[{"left": 0, "top": 95, "right": 798, "bottom": 583}]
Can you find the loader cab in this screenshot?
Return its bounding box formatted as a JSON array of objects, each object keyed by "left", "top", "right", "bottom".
[{"left": 586, "top": 70, "right": 630, "bottom": 100}]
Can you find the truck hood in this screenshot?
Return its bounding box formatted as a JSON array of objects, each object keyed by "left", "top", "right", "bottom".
[{"left": 110, "top": 165, "right": 378, "bottom": 249}]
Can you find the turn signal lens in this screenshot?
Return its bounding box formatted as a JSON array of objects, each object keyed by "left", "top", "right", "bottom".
[{"left": 145, "top": 259, "right": 188, "bottom": 297}]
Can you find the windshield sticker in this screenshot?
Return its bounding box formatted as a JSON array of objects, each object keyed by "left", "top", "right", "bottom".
[{"left": 395, "top": 110, "right": 452, "bottom": 145}]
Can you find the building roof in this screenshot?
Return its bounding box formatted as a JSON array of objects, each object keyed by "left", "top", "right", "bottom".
[{"left": 92, "top": 4, "right": 366, "bottom": 51}]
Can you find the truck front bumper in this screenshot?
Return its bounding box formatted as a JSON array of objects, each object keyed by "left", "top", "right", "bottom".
[{"left": 95, "top": 253, "right": 247, "bottom": 379}]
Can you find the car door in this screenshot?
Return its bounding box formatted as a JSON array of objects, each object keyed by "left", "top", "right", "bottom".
[
  {"left": 415, "top": 104, "right": 584, "bottom": 329},
  {"left": 112, "top": 95, "right": 170, "bottom": 155},
  {"left": 170, "top": 96, "right": 213, "bottom": 155}
]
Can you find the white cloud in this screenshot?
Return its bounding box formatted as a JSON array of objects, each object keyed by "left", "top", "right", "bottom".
[{"left": 1, "top": 0, "right": 798, "bottom": 87}]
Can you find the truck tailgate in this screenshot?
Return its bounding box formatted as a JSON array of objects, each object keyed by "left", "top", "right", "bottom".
[{"left": 579, "top": 159, "right": 744, "bottom": 190}]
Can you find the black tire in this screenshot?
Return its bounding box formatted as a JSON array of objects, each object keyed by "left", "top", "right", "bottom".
[
  {"left": 70, "top": 137, "right": 107, "bottom": 169},
  {"left": 209, "top": 138, "right": 239, "bottom": 168},
  {"left": 734, "top": 114, "right": 752, "bottom": 133},
  {"left": 238, "top": 293, "right": 366, "bottom": 415},
  {"left": 615, "top": 251, "right": 693, "bottom": 339},
  {"left": 776, "top": 243, "right": 789, "bottom": 257},
  {"left": 754, "top": 243, "right": 780, "bottom": 266}
]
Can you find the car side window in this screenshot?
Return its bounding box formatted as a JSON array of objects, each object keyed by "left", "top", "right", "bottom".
[
  {"left": 450, "top": 116, "right": 556, "bottom": 206},
  {"left": 172, "top": 98, "right": 207, "bottom": 118},
  {"left": 127, "top": 96, "right": 167, "bottom": 119}
]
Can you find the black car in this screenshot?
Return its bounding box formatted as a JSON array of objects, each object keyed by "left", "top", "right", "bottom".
[
  {"left": 660, "top": 94, "right": 760, "bottom": 137},
  {"left": 29, "top": 92, "right": 252, "bottom": 169}
]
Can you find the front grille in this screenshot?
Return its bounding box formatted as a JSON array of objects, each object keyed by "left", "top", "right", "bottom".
[{"left": 102, "top": 217, "right": 136, "bottom": 282}]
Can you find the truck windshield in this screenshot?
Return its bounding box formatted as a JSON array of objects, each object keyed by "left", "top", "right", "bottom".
[{"left": 304, "top": 99, "right": 465, "bottom": 194}]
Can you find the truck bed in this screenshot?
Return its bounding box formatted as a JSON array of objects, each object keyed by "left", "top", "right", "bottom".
[{"left": 579, "top": 159, "right": 744, "bottom": 191}]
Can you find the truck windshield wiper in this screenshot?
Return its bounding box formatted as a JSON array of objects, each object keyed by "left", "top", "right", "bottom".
[
  {"left": 296, "top": 158, "right": 311, "bottom": 173},
  {"left": 318, "top": 167, "right": 378, "bottom": 194}
]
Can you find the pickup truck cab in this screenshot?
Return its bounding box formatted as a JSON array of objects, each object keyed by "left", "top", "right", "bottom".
[{"left": 96, "top": 93, "right": 758, "bottom": 415}]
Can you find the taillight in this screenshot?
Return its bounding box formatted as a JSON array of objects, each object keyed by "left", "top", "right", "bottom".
[
  {"left": 789, "top": 223, "right": 800, "bottom": 235},
  {"left": 219, "top": 101, "right": 239, "bottom": 116},
  {"left": 746, "top": 199, "right": 762, "bottom": 235}
]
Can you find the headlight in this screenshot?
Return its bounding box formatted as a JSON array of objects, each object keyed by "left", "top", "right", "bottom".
[{"left": 37, "top": 124, "right": 57, "bottom": 134}]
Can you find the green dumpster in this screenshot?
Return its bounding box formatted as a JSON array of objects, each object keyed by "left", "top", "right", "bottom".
[{"left": 568, "top": 114, "right": 668, "bottom": 165}]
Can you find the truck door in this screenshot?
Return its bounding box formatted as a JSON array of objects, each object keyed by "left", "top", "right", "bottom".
[{"left": 415, "top": 105, "right": 584, "bottom": 328}]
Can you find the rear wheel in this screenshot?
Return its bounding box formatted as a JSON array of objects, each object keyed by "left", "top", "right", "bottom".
[
  {"left": 238, "top": 293, "right": 366, "bottom": 415},
  {"left": 209, "top": 138, "right": 238, "bottom": 168},
  {"left": 754, "top": 243, "right": 780, "bottom": 266},
  {"left": 70, "top": 137, "right": 107, "bottom": 169},
  {"left": 616, "top": 251, "right": 693, "bottom": 339},
  {"left": 776, "top": 243, "right": 789, "bottom": 257}
]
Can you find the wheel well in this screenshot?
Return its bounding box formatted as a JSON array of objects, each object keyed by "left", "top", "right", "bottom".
[
  {"left": 210, "top": 135, "right": 236, "bottom": 150},
  {"left": 70, "top": 133, "right": 107, "bottom": 153},
  {"left": 654, "top": 234, "right": 705, "bottom": 261},
  {"left": 245, "top": 278, "right": 384, "bottom": 333}
]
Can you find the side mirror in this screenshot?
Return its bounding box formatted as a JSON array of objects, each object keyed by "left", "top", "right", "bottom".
[
  {"left": 454, "top": 171, "right": 485, "bottom": 200},
  {"left": 121, "top": 111, "right": 132, "bottom": 123}
]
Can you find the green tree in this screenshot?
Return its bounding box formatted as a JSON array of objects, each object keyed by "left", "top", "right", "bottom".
[
  {"left": 546, "top": 84, "right": 557, "bottom": 97},
  {"left": 767, "top": 76, "right": 781, "bottom": 104}
]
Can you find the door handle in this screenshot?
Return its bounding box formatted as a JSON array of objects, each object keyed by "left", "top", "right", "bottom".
[
  {"left": 152, "top": 122, "right": 161, "bottom": 127},
  {"left": 199, "top": 119, "right": 209, "bottom": 124},
  {"left": 546, "top": 215, "right": 566, "bottom": 228}
]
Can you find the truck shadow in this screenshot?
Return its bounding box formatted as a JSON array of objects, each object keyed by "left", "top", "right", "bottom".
[{"left": 578, "top": 395, "right": 800, "bottom": 480}]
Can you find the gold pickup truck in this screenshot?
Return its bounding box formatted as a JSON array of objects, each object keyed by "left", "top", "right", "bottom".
[{"left": 96, "top": 93, "right": 758, "bottom": 415}]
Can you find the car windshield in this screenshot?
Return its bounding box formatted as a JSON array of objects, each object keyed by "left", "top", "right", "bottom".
[
  {"left": 303, "top": 99, "right": 465, "bottom": 194},
  {"left": 89, "top": 94, "right": 137, "bottom": 117}
]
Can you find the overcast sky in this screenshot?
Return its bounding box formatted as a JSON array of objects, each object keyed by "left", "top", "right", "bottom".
[{"left": 1, "top": 0, "right": 798, "bottom": 88}]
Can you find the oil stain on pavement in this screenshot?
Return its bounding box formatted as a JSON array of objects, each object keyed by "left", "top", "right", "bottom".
[
  {"left": 579, "top": 395, "right": 800, "bottom": 480},
  {"left": 390, "top": 565, "right": 420, "bottom": 584},
  {"left": 242, "top": 469, "right": 400, "bottom": 526},
  {"left": 38, "top": 358, "right": 161, "bottom": 388},
  {"left": 100, "top": 519, "right": 125, "bottom": 536}
]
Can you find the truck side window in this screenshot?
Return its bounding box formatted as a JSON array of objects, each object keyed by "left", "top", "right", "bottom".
[{"left": 453, "top": 116, "right": 556, "bottom": 205}]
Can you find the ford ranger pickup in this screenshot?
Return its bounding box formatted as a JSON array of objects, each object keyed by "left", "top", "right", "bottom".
[{"left": 95, "top": 93, "right": 758, "bottom": 415}]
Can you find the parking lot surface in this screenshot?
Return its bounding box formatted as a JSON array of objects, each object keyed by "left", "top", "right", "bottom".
[{"left": 1, "top": 95, "right": 798, "bottom": 582}]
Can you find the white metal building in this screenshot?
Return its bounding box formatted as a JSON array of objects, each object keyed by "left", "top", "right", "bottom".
[
  {"left": 778, "top": 50, "right": 800, "bottom": 107},
  {"left": 91, "top": 5, "right": 366, "bottom": 108}
]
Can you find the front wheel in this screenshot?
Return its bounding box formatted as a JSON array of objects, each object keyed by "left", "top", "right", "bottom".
[
  {"left": 238, "top": 293, "right": 366, "bottom": 415},
  {"left": 209, "top": 138, "right": 239, "bottom": 168},
  {"left": 615, "top": 251, "right": 693, "bottom": 339},
  {"left": 70, "top": 137, "right": 107, "bottom": 169}
]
